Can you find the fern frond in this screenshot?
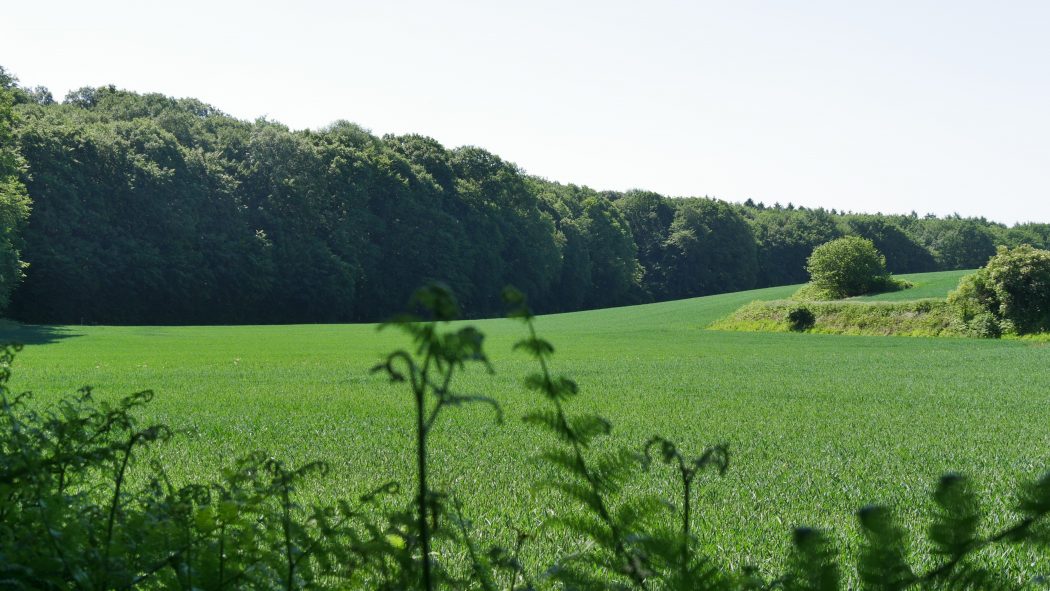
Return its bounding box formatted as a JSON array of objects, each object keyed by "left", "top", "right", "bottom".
[
  {"left": 569, "top": 414, "right": 612, "bottom": 448},
  {"left": 856, "top": 505, "right": 915, "bottom": 591},
  {"left": 590, "top": 448, "right": 642, "bottom": 495},
  {"left": 783, "top": 527, "right": 839, "bottom": 591},
  {"left": 523, "top": 410, "right": 572, "bottom": 441},
  {"left": 538, "top": 449, "right": 585, "bottom": 476},
  {"left": 929, "top": 473, "right": 979, "bottom": 560}
]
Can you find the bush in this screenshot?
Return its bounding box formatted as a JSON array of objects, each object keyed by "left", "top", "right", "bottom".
[
  {"left": 966, "top": 311, "right": 1003, "bottom": 339},
  {"left": 787, "top": 305, "right": 816, "bottom": 331},
  {"left": 948, "top": 245, "right": 1050, "bottom": 336},
  {"left": 713, "top": 298, "right": 957, "bottom": 337},
  {"left": 806, "top": 237, "right": 899, "bottom": 299}
]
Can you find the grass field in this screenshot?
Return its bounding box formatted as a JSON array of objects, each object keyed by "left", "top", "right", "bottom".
[
  {"left": 3, "top": 269, "right": 1049, "bottom": 580},
  {"left": 851, "top": 269, "right": 973, "bottom": 301}
]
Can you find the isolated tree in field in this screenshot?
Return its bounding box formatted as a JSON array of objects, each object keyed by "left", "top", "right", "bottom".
[{"left": 806, "top": 237, "right": 896, "bottom": 298}]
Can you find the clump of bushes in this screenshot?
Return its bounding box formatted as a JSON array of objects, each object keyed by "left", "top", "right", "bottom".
[
  {"left": 797, "top": 237, "right": 911, "bottom": 300},
  {"left": 713, "top": 298, "right": 955, "bottom": 337},
  {"left": 787, "top": 305, "right": 816, "bottom": 331},
  {"left": 948, "top": 244, "right": 1050, "bottom": 337}
]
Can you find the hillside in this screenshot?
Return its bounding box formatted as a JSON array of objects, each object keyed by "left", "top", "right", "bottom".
[
  {"left": 850, "top": 269, "right": 972, "bottom": 301},
  {"left": 2, "top": 270, "right": 1047, "bottom": 578}
]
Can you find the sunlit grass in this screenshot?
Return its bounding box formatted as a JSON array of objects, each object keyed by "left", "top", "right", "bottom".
[
  {"left": 3, "top": 271, "right": 1047, "bottom": 579},
  {"left": 852, "top": 269, "right": 972, "bottom": 301}
]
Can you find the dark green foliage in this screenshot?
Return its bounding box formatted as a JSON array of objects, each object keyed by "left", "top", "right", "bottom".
[
  {"left": 851, "top": 472, "right": 1050, "bottom": 590},
  {"left": 0, "top": 81, "right": 30, "bottom": 312},
  {"left": 10, "top": 109, "right": 272, "bottom": 323},
  {"left": 948, "top": 245, "right": 1050, "bottom": 336},
  {"left": 929, "top": 474, "right": 979, "bottom": 562},
  {"left": 978, "top": 245, "right": 1050, "bottom": 334},
  {"left": 577, "top": 197, "right": 643, "bottom": 307},
  {"left": 787, "top": 305, "right": 816, "bottom": 331},
  {"left": 748, "top": 208, "right": 842, "bottom": 287},
  {"left": 661, "top": 198, "right": 757, "bottom": 299},
  {"left": 1001, "top": 223, "right": 1050, "bottom": 251},
  {"left": 2, "top": 66, "right": 1049, "bottom": 324},
  {"left": 783, "top": 528, "right": 839, "bottom": 591},
  {"left": 844, "top": 216, "right": 937, "bottom": 274},
  {"left": 551, "top": 217, "right": 593, "bottom": 311},
  {"left": 7, "top": 81, "right": 642, "bottom": 323},
  {"left": 450, "top": 146, "right": 562, "bottom": 313},
  {"left": 614, "top": 190, "right": 676, "bottom": 298},
  {"left": 947, "top": 272, "right": 1001, "bottom": 337},
  {"left": 932, "top": 222, "right": 997, "bottom": 271},
  {"left": 371, "top": 284, "right": 501, "bottom": 590},
  {"left": 857, "top": 505, "right": 916, "bottom": 590}
]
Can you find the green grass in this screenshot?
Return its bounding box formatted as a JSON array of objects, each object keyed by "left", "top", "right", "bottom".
[
  {"left": 713, "top": 270, "right": 974, "bottom": 337},
  {"left": 711, "top": 298, "right": 956, "bottom": 337},
  {"left": 851, "top": 269, "right": 973, "bottom": 301},
  {"left": 3, "top": 273, "right": 1048, "bottom": 580}
]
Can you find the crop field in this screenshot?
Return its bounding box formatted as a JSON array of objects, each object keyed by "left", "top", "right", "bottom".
[
  {"left": 851, "top": 269, "right": 974, "bottom": 301},
  {"left": 2, "top": 269, "right": 1049, "bottom": 579}
]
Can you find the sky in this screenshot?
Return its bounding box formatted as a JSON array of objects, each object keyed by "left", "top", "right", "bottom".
[{"left": 3, "top": 0, "right": 1049, "bottom": 224}]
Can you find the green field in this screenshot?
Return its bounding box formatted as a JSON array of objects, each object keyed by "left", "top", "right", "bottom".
[
  {"left": 3, "top": 270, "right": 1049, "bottom": 579},
  {"left": 851, "top": 269, "right": 973, "bottom": 301}
]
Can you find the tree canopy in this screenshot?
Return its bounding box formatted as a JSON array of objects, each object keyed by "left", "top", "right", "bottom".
[
  {"left": 0, "top": 74, "right": 31, "bottom": 311},
  {"left": 0, "top": 68, "right": 1045, "bottom": 323}
]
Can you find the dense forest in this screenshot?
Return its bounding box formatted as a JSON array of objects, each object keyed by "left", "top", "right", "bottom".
[{"left": 1, "top": 68, "right": 1049, "bottom": 324}]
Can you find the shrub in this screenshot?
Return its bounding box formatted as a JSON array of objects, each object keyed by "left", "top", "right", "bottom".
[
  {"left": 963, "top": 311, "right": 1003, "bottom": 339},
  {"left": 713, "top": 298, "right": 957, "bottom": 337},
  {"left": 787, "top": 305, "right": 816, "bottom": 331},
  {"left": 948, "top": 245, "right": 1050, "bottom": 336},
  {"left": 984, "top": 245, "right": 1050, "bottom": 334},
  {"left": 806, "top": 237, "right": 899, "bottom": 298}
]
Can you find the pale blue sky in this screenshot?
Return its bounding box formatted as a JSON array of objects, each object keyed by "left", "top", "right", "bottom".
[{"left": 4, "top": 0, "right": 1048, "bottom": 224}]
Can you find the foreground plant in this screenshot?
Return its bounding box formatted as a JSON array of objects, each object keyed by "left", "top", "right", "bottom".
[
  {"left": 0, "top": 343, "right": 408, "bottom": 590},
  {"left": 0, "top": 285, "right": 1048, "bottom": 589},
  {"left": 371, "top": 284, "right": 502, "bottom": 590}
]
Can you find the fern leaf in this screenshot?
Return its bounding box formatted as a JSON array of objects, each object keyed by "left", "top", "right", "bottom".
[
  {"left": 929, "top": 473, "right": 979, "bottom": 560},
  {"left": 784, "top": 527, "right": 839, "bottom": 591},
  {"left": 856, "top": 505, "right": 915, "bottom": 591}
]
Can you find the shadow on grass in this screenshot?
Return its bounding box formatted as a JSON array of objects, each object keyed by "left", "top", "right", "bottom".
[{"left": 0, "top": 322, "right": 83, "bottom": 346}]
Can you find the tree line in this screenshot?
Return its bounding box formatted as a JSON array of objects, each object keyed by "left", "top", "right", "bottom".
[{"left": 1, "top": 68, "right": 1048, "bottom": 324}]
